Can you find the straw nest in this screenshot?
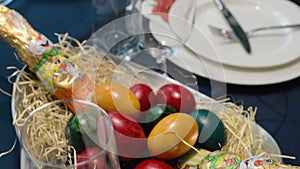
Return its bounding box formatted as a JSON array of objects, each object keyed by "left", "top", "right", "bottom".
[{"left": 12, "top": 34, "right": 276, "bottom": 167}]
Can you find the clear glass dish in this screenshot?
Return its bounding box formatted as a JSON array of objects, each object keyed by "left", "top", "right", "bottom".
[{"left": 11, "top": 63, "right": 282, "bottom": 168}]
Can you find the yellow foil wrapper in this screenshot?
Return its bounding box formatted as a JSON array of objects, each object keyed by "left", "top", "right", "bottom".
[
  {"left": 198, "top": 151, "right": 244, "bottom": 169},
  {"left": 0, "top": 5, "right": 52, "bottom": 71},
  {"left": 178, "top": 150, "right": 300, "bottom": 169},
  {"left": 0, "top": 5, "right": 95, "bottom": 105},
  {"left": 178, "top": 148, "right": 211, "bottom": 169}
]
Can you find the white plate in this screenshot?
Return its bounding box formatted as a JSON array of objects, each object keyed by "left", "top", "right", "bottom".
[
  {"left": 142, "top": 0, "right": 196, "bottom": 48},
  {"left": 150, "top": 17, "right": 300, "bottom": 85},
  {"left": 169, "top": 46, "right": 300, "bottom": 85},
  {"left": 150, "top": 0, "right": 300, "bottom": 68}
]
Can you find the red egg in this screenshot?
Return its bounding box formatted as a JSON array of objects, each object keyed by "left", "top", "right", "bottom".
[
  {"left": 134, "top": 159, "right": 174, "bottom": 169},
  {"left": 156, "top": 83, "right": 196, "bottom": 113},
  {"left": 77, "top": 147, "right": 108, "bottom": 169},
  {"left": 130, "top": 83, "right": 157, "bottom": 112},
  {"left": 107, "top": 111, "right": 146, "bottom": 161}
]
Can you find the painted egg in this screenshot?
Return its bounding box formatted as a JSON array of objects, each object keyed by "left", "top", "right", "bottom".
[
  {"left": 77, "top": 147, "right": 108, "bottom": 169},
  {"left": 140, "top": 104, "right": 177, "bottom": 136},
  {"left": 134, "top": 159, "right": 174, "bottom": 169},
  {"left": 156, "top": 83, "right": 196, "bottom": 113},
  {"left": 190, "top": 109, "right": 227, "bottom": 151},
  {"left": 65, "top": 114, "right": 97, "bottom": 153},
  {"left": 130, "top": 83, "right": 157, "bottom": 112},
  {"left": 147, "top": 113, "right": 199, "bottom": 160},
  {"left": 106, "top": 111, "right": 146, "bottom": 161},
  {"left": 93, "top": 82, "right": 140, "bottom": 119}
]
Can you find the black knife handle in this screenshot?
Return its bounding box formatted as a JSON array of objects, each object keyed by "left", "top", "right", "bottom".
[{"left": 219, "top": 4, "right": 251, "bottom": 53}]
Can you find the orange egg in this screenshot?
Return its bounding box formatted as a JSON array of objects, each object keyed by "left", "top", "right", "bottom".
[
  {"left": 147, "top": 113, "right": 199, "bottom": 160},
  {"left": 93, "top": 82, "right": 140, "bottom": 119}
]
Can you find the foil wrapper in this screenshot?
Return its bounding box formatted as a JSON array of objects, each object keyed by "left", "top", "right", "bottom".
[
  {"left": 0, "top": 5, "right": 50, "bottom": 71},
  {"left": 178, "top": 149, "right": 300, "bottom": 169},
  {"left": 239, "top": 156, "right": 300, "bottom": 169},
  {"left": 178, "top": 148, "right": 211, "bottom": 168},
  {"left": 0, "top": 5, "right": 94, "bottom": 111}
]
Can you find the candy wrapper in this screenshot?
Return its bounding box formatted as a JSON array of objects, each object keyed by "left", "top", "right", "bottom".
[
  {"left": 0, "top": 5, "right": 94, "bottom": 112},
  {"left": 178, "top": 149, "right": 300, "bottom": 169}
]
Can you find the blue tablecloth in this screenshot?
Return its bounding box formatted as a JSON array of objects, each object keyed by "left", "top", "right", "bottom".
[{"left": 0, "top": 0, "right": 300, "bottom": 168}]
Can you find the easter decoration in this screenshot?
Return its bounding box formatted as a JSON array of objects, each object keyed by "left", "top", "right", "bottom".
[{"left": 1, "top": 4, "right": 300, "bottom": 169}]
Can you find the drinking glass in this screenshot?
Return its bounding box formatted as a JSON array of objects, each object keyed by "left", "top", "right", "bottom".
[
  {"left": 91, "top": 0, "right": 142, "bottom": 61},
  {"left": 20, "top": 99, "right": 120, "bottom": 169},
  {"left": 89, "top": 0, "right": 196, "bottom": 63},
  {"left": 0, "top": 0, "right": 13, "bottom": 5},
  {"left": 131, "top": 0, "right": 197, "bottom": 73}
]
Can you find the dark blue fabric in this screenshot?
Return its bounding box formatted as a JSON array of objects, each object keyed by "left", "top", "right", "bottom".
[
  {"left": 0, "top": 0, "right": 300, "bottom": 168},
  {"left": 0, "top": 1, "right": 102, "bottom": 168}
]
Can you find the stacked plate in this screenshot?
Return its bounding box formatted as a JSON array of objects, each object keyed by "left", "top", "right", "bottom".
[{"left": 149, "top": 0, "right": 300, "bottom": 85}]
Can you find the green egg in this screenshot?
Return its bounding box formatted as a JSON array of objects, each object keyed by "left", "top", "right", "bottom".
[
  {"left": 65, "top": 113, "right": 98, "bottom": 153},
  {"left": 190, "top": 109, "right": 227, "bottom": 151}
]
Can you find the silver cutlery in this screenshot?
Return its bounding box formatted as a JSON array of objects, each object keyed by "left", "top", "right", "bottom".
[
  {"left": 209, "top": 23, "right": 300, "bottom": 40},
  {"left": 214, "top": 0, "right": 251, "bottom": 53}
]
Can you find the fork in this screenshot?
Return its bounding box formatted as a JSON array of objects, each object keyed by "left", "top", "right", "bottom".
[{"left": 208, "top": 23, "right": 300, "bottom": 40}]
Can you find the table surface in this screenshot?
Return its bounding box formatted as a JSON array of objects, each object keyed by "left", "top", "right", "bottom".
[{"left": 1, "top": 0, "right": 300, "bottom": 168}]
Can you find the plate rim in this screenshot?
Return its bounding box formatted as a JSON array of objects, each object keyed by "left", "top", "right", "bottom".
[
  {"left": 187, "top": 0, "right": 300, "bottom": 68},
  {"left": 166, "top": 0, "right": 300, "bottom": 68},
  {"left": 147, "top": 0, "right": 300, "bottom": 85},
  {"left": 169, "top": 47, "right": 300, "bottom": 85}
]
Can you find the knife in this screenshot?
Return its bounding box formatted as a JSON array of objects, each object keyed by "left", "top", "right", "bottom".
[{"left": 214, "top": 0, "right": 251, "bottom": 53}]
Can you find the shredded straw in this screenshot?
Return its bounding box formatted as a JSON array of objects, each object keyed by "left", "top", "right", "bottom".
[
  {"left": 12, "top": 34, "right": 118, "bottom": 168},
  {"left": 12, "top": 34, "right": 280, "bottom": 167},
  {"left": 198, "top": 99, "right": 270, "bottom": 159}
]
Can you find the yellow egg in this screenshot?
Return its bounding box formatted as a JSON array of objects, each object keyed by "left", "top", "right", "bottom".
[
  {"left": 147, "top": 113, "right": 199, "bottom": 160},
  {"left": 93, "top": 82, "right": 140, "bottom": 119}
]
